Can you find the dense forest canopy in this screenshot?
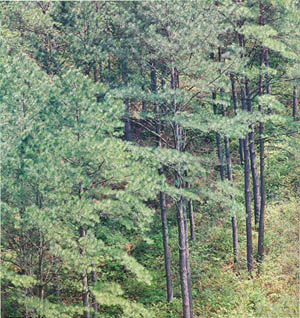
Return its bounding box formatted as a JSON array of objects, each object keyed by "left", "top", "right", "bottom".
[{"left": 1, "top": 1, "right": 299, "bottom": 318}]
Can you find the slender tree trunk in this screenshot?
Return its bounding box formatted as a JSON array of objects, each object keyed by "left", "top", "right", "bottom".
[
  {"left": 183, "top": 198, "right": 193, "bottom": 318},
  {"left": 151, "top": 60, "right": 173, "bottom": 302},
  {"left": 245, "top": 79, "right": 260, "bottom": 226},
  {"left": 212, "top": 92, "right": 225, "bottom": 181},
  {"left": 258, "top": 0, "right": 268, "bottom": 263},
  {"left": 172, "top": 67, "right": 192, "bottom": 318},
  {"left": 293, "top": 86, "right": 298, "bottom": 120},
  {"left": 122, "top": 61, "right": 132, "bottom": 142},
  {"left": 222, "top": 99, "right": 239, "bottom": 265},
  {"left": 241, "top": 81, "right": 253, "bottom": 275},
  {"left": 231, "top": 216, "right": 239, "bottom": 264},
  {"left": 176, "top": 193, "right": 191, "bottom": 318},
  {"left": 231, "top": 73, "right": 244, "bottom": 165},
  {"left": 244, "top": 133, "right": 253, "bottom": 276},
  {"left": 186, "top": 179, "right": 195, "bottom": 241},
  {"left": 258, "top": 43, "right": 268, "bottom": 263}
]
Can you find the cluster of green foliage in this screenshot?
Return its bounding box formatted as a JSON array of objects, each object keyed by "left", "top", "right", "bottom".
[{"left": 1, "top": 1, "right": 299, "bottom": 318}]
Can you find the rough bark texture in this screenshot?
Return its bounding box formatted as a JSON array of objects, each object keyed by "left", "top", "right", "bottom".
[{"left": 245, "top": 79, "right": 260, "bottom": 225}]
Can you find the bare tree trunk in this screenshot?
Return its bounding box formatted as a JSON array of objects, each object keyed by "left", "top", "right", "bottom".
[
  {"left": 222, "top": 98, "right": 239, "bottom": 265},
  {"left": 244, "top": 133, "right": 253, "bottom": 276},
  {"left": 186, "top": 179, "right": 195, "bottom": 241},
  {"left": 258, "top": 44, "right": 268, "bottom": 264},
  {"left": 230, "top": 73, "right": 244, "bottom": 165},
  {"left": 241, "top": 82, "right": 253, "bottom": 275},
  {"left": 293, "top": 86, "right": 298, "bottom": 120},
  {"left": 176, "top": 194, "right": 191, "bottom": 318},
  {"left": 212, "top": 92, "right": 225, "bottom": 181},
  {"left": 172, "top": 66, "right": 192, "bottom": 318},
  {"left": 183, "top": 198, "right": 193, "bottom": 318},
  {"left": 245, "top": 79, "right": 260, "bottom": 226},
  {"left": 151, "top": 60, "right": 173, "bottom": 302}
]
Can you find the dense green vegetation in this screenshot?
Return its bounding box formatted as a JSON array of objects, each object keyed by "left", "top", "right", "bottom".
[{"left": 1, "top": 1, "right": 299, "bottom": 318}]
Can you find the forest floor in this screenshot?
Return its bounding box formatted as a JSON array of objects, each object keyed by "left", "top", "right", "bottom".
[{"left": 129, "top": 196, "right": 299, "bottom": 318}]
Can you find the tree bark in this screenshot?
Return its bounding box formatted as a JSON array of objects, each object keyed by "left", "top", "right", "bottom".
[
  {"left": 230, "top": 73, "right": 244, "bottom": 165},
  {"left": 258, "top": 45, "right": 268, "bottom": 263},
  {"left": 212, "top": 91, "right": 225, "bottom": 181},
  {"left": 222, "top": 98, "right": 239, "bottom": 265},
  {"left": 293, "top": 86, "right": 298, "bottom": 120},
  {"left": 186, "top": 179, "right": 195, "bottom": 242},
  {"left": 176, "top": 194, "right": 191, "bottom": 318},
  {"left": 172, "top": 66, "right": 192, "bottom": 318},
  {"left": 242, "top": 82, "right": 253, "bottom": 275},
  {"left": 183, "top": 197, "right": 193, "bottom": 318},
  {"left": 244, "top": 133, "right": 253, "bottom": 276},
  {"left": 245, "top": 79, "right": 260, "bottom": 226},
  {"left": 151, "top": 60, "right": 173, "bottom": 302}
]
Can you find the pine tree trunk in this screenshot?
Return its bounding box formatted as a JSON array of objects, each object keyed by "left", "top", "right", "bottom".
[
  {"left": 231, "top": 216, "right": 239, "bottom": 264},
  {"left": 231, "top": 73, "right": 244, "bottom": 165},
  {"left": 176, "top": 194, "right": 191, "bottom": 318},
  {"left": 245, "top": 79, "right": 260, "bottom": 226},
  {"left": 151, "top": 60, "right": 173, "bottom": 302},
  {"left": 242, "top": 83, "right": 253, "bottom": 275},
  {"left": 258, "top": 44, "right": 268, "bottom": 263},
  {"left": 186, "top": 180, "right": 195, "bottom": 242},
  {"left": 244, "top": 133, "right": 253, "bottom": 276},
  {"left": 212, "top": 92, "right": 225, "bottom": 181},
  {"left": 293, "top": 86, "right": 298, "bottom": 120},
  {"left": 222, "top": 101, "right": 239, "bottom": 265},
  {"left": 172, "top": 66, "right": 192, "bottom": 318},
  {"left": 183, "top": 198, "right": 193, "bottom": 318}
]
